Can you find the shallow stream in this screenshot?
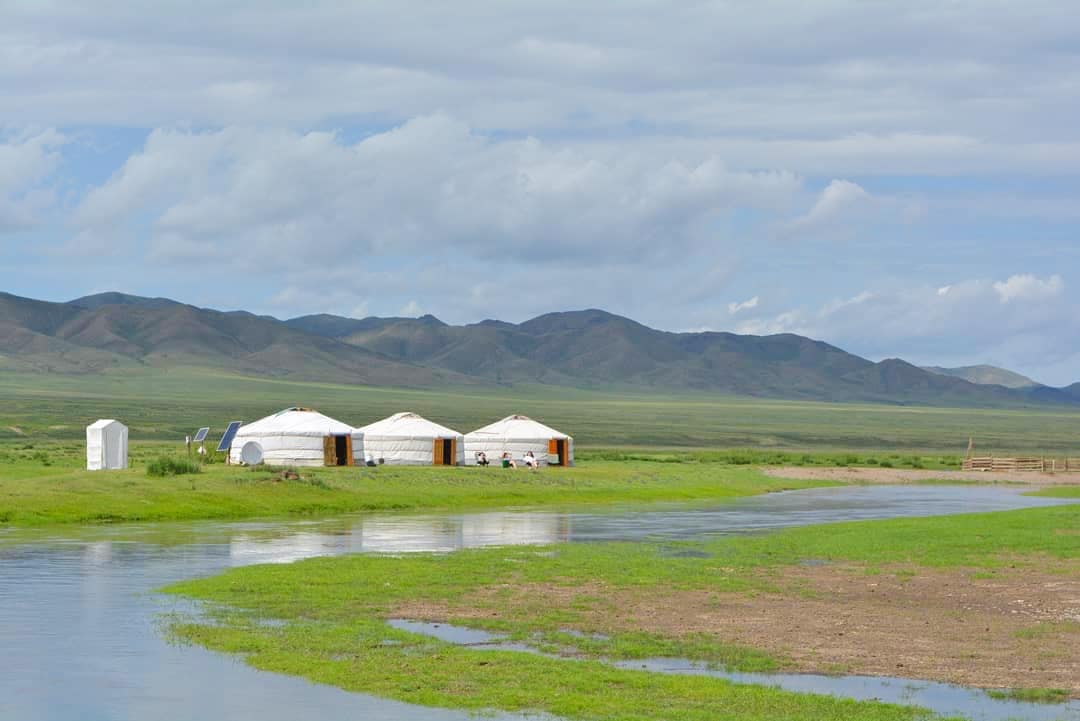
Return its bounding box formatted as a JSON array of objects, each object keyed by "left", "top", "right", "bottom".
[{"left": 0, "top": 484, "right": 1075, "bottom": 720}]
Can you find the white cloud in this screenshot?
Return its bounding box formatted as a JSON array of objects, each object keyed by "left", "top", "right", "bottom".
[
  {"left": 783, "top": 179, "right": 872, "bottom": 238},
  {"left": 0, "top": 129, "right": 65, "bottom": 232},
  {"left": 734, "top": 274, "right": 1077, "bottom": 382},
  {"left": 992, "top": 274, "right": 1064, "bottom": 304},
  {"left": 727, "top": 296, "right": 759, "bottom": 314},
  {"left": 70, "top": 115, "right": 803, "bottom": 268},
  {"left": 3, "top": 3, "right": 1080, "bottom": 177}
]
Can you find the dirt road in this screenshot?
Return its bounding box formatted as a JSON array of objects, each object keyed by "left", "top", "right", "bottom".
[{"left": 765, "top": 466, "right": 1080, "bottom": 485}]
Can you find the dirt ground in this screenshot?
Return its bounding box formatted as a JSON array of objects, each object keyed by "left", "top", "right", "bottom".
[
  {"left": 396, "top": 563, "right": 1080, "bottom": 696},
  {"left": 765, "top": 466, "right": 1080, "bottom": 485}
]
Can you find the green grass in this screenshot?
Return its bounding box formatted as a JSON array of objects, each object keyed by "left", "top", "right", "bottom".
[
  {"left": 0, "top": 442, "right": 831, "bottom": 527},
  {"left": 164, "top": 504, "right": 1078, "bottom": 721},
  {"left": 146, "top": 455, "right": 202, "bottom": 477},
  {"left": 985, "top": 687, "right": 1070, "bottom": 704},
  {"left": 1013, "top": 621, "right": 1080, "bottom": 640},
  {"left": 705, "top": 504, "right": 1079, "bottom": 569},
  {"left": 1031, "top": 486, "right": 1080, "bottom": 498},
  {"left": 2, "top": 366, "right": 1079, "bottom": 453}
]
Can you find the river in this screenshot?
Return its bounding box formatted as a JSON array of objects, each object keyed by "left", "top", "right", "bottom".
[{"left": 0, "top": 484, "right": 1073, "bottom": 721}]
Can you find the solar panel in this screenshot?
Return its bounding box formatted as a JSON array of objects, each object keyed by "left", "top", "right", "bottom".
[
  {"left": 216, "top": 421, "right": 243, "bottom": 452},
  {"left": 193, "top": 427, "right": 210, "bottom": 443}
]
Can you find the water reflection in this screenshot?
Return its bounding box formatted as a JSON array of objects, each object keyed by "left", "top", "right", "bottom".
[
  {"left": 206, "top": 484, "right": 1068, "bottom": 563},
  {"left": 227, "top": 513, "right": 572, "bottom": 562}
]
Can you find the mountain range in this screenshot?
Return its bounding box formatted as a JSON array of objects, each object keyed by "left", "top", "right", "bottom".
[{"left": 2, "top": 290, "right": 1077, "bottom": 408}]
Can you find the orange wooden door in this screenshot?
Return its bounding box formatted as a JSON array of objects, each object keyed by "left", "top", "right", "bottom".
[{"left": 323, "top": 436, "right": 336, "bottom": 466}]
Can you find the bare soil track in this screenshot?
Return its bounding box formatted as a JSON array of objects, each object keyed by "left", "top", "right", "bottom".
[
  {"left": 765, "top": 466, "right": 1080, "bottom": 485},
  {"left": 398, "top": 563, "right": 1080, "bottom": 696}
]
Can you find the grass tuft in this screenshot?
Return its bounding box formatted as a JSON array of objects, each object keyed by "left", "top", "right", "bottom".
[
  {"left": 146, "top": 456, "right": 202, "bottom": 477},
  {"left": 985, "top": 687, "right": 1070, "bottom": 704}
]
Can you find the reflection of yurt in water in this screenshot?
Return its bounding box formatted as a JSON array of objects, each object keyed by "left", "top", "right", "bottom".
[
  {"left": 352, "top": 513, "right": 570, "bottom": 553},
  {"left": 229, "top": 533, "right": 347, "bottom": 565},
  {"left": 464, "top": 415, "right": 573, "bottom": 466},
  {"left": 229, "top": 408, "right": 356, "bottom": 467},
  {"left": 459, "top": 513, "right": 568, "bottom": 547}
]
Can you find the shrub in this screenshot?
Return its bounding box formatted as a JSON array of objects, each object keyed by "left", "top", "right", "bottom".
[{"left": 147, "top": 456, "right": 202, "bottom": 477}]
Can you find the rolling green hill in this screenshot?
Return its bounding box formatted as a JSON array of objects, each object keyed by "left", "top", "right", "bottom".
[{"left": 2, "top": 291, "right": 1076, "bottom": 408}]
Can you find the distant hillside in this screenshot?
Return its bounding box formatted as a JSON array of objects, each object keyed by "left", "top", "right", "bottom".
[
  {"left": 292, "top": 306, "right": 1079, "bottom": 407},
  {"left": 0, "top": 292, "right": 474, "bottom": 387},
  {"left": 69, "top": 292, "right": 183, "bottom": 311},
  {"left": 921, "top": 364, "right": 1038, "bottom": 389},
  {"left": 2, "top": 291, "right": 1076, "bottom": 408}
]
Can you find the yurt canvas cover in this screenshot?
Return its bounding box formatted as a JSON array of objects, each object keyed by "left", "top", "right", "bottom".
[
  {"left": 229, "top": 408, "right": 356, "bottom": 467},
  {"left": 86, "top": 419, "right": 128, "bottom": 470},
  {"left": 354, "top": 412, "right": 464, "bottom": 466},
  {"left": 464, "top": 415, "right": 573, "bottom": 467}
]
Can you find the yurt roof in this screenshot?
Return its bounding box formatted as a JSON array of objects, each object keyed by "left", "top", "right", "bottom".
[
  {"left": 357, "top": 411, "right": 461, "bottom": 438},
  {"left": 237, "top": 407, "right": 353, "bottom": 436},
  {"left": 467, "top": 414, "right": 570, "bottom": 440}
]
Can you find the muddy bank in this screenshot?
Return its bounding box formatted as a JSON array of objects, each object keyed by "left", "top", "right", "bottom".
[
  {"left": 765, "top": 465, "right": 1080, "bottom": 485},
  {"left": 397, "top": 563, "right": 1080, "bottom": 697}
]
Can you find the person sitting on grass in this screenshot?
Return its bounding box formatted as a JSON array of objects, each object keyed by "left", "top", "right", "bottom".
[
  {"left": 476, "top": 451, "right": 489, "bottom": 467},
  {"left": 523, "top": 451, "right": 539, "bottom": 469},
  {"left": 501, "top": 452, "right": 516, "bottom": 468}
]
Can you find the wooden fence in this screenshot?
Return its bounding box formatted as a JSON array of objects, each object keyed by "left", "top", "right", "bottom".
[{"left": 962, "top": 456, "right": 1080, "bottom": 472}]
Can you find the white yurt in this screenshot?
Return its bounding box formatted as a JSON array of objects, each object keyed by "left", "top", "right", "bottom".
[
  {"left": 86, "top": 419, "right": 128, "bottom": 470},
  {"left": 464, "top": 415, "right": 573, "bottom": 467},
  {"left": 229, "top": 407, "right": 357, "bottom": 467},
  {"left": 353, "top": 412, "right": 464, "bottom": 466}
]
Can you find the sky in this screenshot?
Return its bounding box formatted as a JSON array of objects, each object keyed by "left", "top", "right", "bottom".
[{"left": 1, "top": 1, "right": 1078, "bottom": 384}]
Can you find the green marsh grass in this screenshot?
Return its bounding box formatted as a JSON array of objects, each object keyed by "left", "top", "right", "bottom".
[
  {"left": 985, "top": 688, "right": 1070, "bottom": 704},
  {"left": 164, "top": 504, "right": 1078, "bottom": 721}
]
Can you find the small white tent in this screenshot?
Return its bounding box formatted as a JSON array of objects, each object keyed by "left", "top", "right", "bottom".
[
  {"left": 229, "top": 407, "right": 357, "bottom": 467},
  {"left": 86, "top": 419, "right": 128, "bottom": 471},
  {"left": 353, "top": 412, "right": 464, "bottom": 466},
  {"left": 464, "top": 415, "right": 573, "bottom": 467}
]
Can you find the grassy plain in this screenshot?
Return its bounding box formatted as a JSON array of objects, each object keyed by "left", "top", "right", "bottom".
[
  {"left": 165, "top": 504, "right": 1079, "bottom": 720},
  {"left": 3, "top": 367, "right": 1080, "bottom": 452},
  {"left": 0, "top": 442, "right": 837, "bottom": 527}
]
